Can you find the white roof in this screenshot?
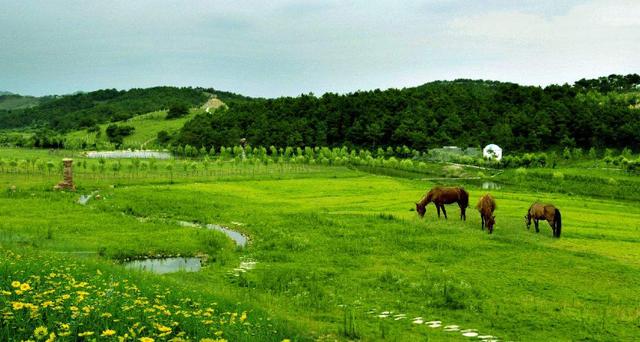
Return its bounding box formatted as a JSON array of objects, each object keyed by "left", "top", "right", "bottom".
[
  {"left": 483, "top": 144, "right": 503, "bottom": 160},
  {"left": 483, "top": 144, "right": 501, "bottom": 151}
]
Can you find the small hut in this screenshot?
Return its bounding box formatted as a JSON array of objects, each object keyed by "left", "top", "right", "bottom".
[{"left": 483, "top": 144, "right": 503, "bottom": 160}]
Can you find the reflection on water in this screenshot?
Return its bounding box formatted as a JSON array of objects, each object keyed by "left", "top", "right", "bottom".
[
  {"left": 482, "top": 182, "right": 502, "bottom": 190},
  {"left": 176, "top": 221, "right": 248, "bottom": 247},
  {"left": 86, "top": 151, "right": 171, "bottom": 159},
  {"left": 206, "top": 224, "right": 248, "bottom": 247},
  {"left": 123, "top": 257, "right": 201, "bottom": 274}
]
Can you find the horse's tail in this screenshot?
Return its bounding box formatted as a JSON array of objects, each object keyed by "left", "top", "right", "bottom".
[
  {"left": 460, "top": 188, "right": 469, "bottom": 208},
  {"left": 555, "top": 208, "right": 562, "bottom": 238}
]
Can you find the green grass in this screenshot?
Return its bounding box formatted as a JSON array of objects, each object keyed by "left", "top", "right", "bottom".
[
  {"left": 1, "top": 149, "right": 640, "bottom": 341},
  {"left": 64, "top": 108, "right": 204, "bottom": 150}
]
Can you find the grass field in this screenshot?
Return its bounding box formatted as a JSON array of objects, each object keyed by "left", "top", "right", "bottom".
[
  {"left": 1, "top": 149, "right": 640, "bottom": 341},
  {"left": 64, "top": 108, "right": 204, "bottom": 150}
]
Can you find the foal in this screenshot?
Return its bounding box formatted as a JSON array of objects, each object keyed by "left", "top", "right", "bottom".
[{"left": 476, "top": 194, "right": 496, "bottom": 234}]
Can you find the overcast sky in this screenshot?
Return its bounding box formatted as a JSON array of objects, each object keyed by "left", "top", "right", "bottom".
[{"left": 1, "top": 0, "right": 638, "bottom": 97}]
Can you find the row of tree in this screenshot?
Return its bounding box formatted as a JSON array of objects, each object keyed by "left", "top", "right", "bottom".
[{"left": 1, "top": 145, "right": 638, "bottom": 178}]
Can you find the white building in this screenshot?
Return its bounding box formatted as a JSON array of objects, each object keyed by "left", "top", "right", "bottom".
[{"left": 483, "top": 144, "right": 503, "bottom": 160}]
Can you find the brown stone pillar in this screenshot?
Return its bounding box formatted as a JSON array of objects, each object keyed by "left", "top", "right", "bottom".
[{"left": 54, "top": 158, "right": 76, "bottom": 191}]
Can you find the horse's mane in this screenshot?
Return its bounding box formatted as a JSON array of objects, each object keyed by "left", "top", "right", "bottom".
[{"left": 477, "top": 194, "right": 496, "bottom": 211}]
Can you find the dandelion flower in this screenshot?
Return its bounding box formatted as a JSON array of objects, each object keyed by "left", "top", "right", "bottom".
[
  {"left": 12, "top": 302, "right": 24, "bottom": 310},
  {"left": 101, "top": 329, "right": 116, "bottom": 337},
  {"left": 138, "top": 337, "right": 154, "bottom": 342},
  {"left": 34, "top": 326, "right": 48, "bottom": 339},
  {"left": 11, "top": 281, "right": 21, "bottom": 288},
  {"left": 20, "top": 283, "right": 31, "bottom": 291},
  {"left": 45, "top": 332, "right": 56, "bottom": 342},
  {"left": 78, "top": 331, "right": 94, "bottom": 337}
]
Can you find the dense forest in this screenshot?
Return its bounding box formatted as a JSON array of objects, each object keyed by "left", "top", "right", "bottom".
[
  {"left": 176, "top": 74, "right": 640, "bottom": 152},
  {"left": 0, "top": 86, "right": 247, "bottom": 131}
]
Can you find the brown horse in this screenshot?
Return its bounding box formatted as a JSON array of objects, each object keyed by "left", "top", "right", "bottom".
[
  {"left": 416, "top": 186, "right": 469, "bottom": 220},
  {"left": 476, "top": 194, "right": 496, "bottom": 234},
  {"left": 525, "top": 203, "right": 562, "bottom": 238}
]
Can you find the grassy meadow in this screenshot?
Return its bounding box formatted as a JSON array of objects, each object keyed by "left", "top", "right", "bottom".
[
  {"left": 1, "top": 148, "right": 640, "bottom": 341},
  {"left": 64, "top": 108, "right": 203, "bottom": 150}
]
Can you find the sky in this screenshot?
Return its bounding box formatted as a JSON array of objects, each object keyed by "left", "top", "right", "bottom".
[{"left": 0, "top": 0, "right": 638, "bottom": 97}]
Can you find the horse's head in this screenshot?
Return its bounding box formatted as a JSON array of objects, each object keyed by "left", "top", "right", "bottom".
[
  {"left": 524, "top": 215, "right": 531, "bottom": 229},
  {"left": 416, "top": 202, "right": 426, "bottom": 218},
  {"left": 487, "top": 215, "right": 496, "bottom": 233}
]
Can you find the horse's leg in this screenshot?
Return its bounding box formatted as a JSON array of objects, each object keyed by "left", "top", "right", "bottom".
[
  {"left": 534, "top": 219, "right": 539, "bottom": 233},
  {"left": 481, "top": 215, "right": 484, "bottom": 230},
  {"left": 442, "top": 205, "right": 448, "bottom": 219},
  {"left": 436, "top": 205, "right": 441, "bottom": 218}
]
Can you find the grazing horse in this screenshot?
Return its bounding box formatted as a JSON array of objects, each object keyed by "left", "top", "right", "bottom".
[
  {"left": 476, "top": 194, "right": 496, "bottom": 234},
  {"left": 416, "top": 186, "right": 469, "bottom": 220},
  {"left": 525, "top": 203, "right": 562, "bottom": 238}
]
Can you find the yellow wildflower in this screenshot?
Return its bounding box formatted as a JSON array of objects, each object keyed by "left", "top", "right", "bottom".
[
  {"left": 45, "top": 332, "right": 56, "bottom": 342},
  {"left": 101, "top": 329, "right": 116, "bottom": 337},
  {"left": 20, "top": 283, "right": 31, "bottom": 291},
  {"left": 78, "top": 331, "right": 94, "bottom": 337},
  {"left": 12, "top": 302, "right": 24, "bottom": 310},
  {"left": 282, "top": 340, "right": 291, "bottom": 342},
  {"left": 34, "top": 326, "right": 48, "bottom": 339},
  {"left": 155, "top": 323, "right": 171, "bottom": 333},
  {"left": 11, "top": 281, "right": 21, "bottom": 288},
  {"left": 138, "top": 337, "right": 154, "bottom": 342},
  {"left": 240, "top": 311, "right": 247, "bottom": 322}
]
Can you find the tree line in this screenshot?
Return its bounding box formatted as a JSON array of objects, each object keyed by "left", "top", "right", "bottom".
[{"left": 176, "top": 75, "right": 640, "bottom": 152}]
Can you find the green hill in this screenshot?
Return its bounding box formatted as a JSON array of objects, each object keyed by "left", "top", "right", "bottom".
[
  {"left": 177, "top": 74, "right": 640, "bottom": 152},
  {"left": 64, "top": 107, "right": 210, "bottom": 150},
  {"left": 0, "top": 86, "right": 239, "bottom": 131},
  {"left": 0, "top": 94, "right": 40, "bottom": 110}
]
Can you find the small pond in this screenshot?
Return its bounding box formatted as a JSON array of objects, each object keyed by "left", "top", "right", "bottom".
[
  {"left": 206, "top": 224, "right": 248, "bottom": 247},
  {"left": 86, "top": 151, "right": 172, "bottom": 159},
  {"left": 482, "top": 182, "right": 502, "bottom": 190},
  {"left": 123, "top": 257, "right": 201, "bottom": 274}
]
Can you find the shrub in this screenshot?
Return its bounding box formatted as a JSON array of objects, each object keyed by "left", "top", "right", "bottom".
[{"left": 166, "top": 103, "right": 189, "bottom": 119}]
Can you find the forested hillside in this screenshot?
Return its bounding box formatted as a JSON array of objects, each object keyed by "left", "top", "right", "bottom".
[
  {"left": 177, "top": 74, "right": 640, "bottom": 151},
  {"left": 0, "top": 94, "right": 41, "bottom": 110},
  {"left": 0, "top": 87, "right": 246, "bottom": 131}
]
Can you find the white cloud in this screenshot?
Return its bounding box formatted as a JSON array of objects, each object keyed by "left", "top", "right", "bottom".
[
  {"left": 444, "top": 0, "right": 640, "bottom": 84},
  {"left": 0, "top": 0, "right": 638, "bottom": 96}
]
